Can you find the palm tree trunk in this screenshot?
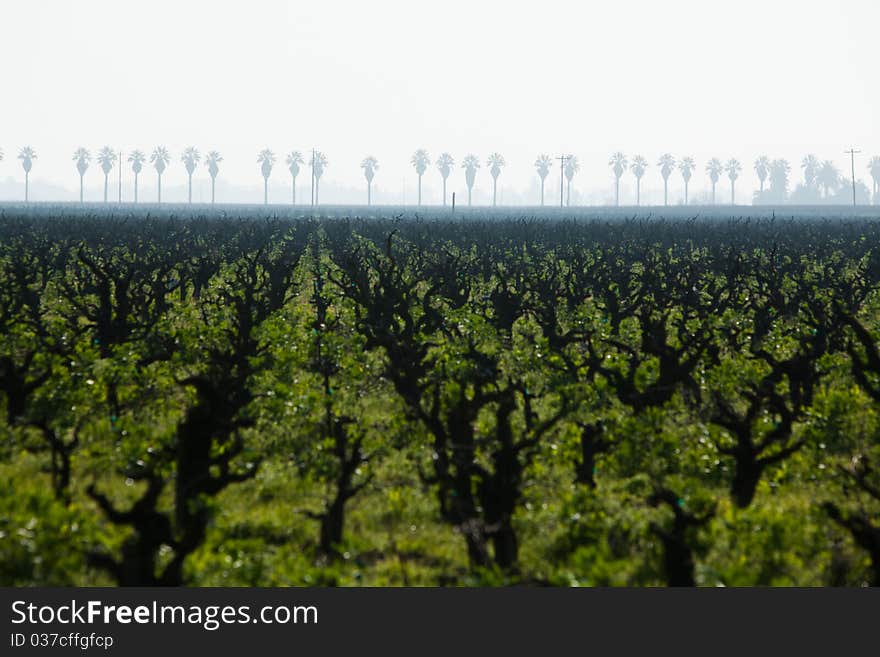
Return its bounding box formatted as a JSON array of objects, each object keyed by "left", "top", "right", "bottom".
[
  {"left": 134, "top": 173, "right": 139, "bottom": 203},
  {"left": 540, "top": 178, "right": 545, "bottom": 206},
  {"left": 211, "top": 177, "right": 216, "bottom": 204},
  {"left": 468, "top": 187, "right": 472, "bottom": 206},
  {"left": 188, "top": 175, "right": 193, "bottom": 203},
  {"left": 291, "top": 176, "right": 296, "bottom": 205},
  {"left": 368, "top": 181, "right": 371, "bottom": 206},
  {"left": 80, "top": 175, "right": 84, "bottom": 203},
  {"left": 104, "top": 174, "right": 109, "bottom": 203},
  {"left": 264, "top": 178, "right": 268, "bottom": 205},
  {"left": 664, "top": 179, "right": 668, "bottom": 206},
  {"left": 566, "top": 180, "right": 571, "bottom": 207},
  {"left": 493, "top": 178, "right": 497, "bottom": 207},
  {"left": 418, "top": 175, "right": 422, "bottom": 206},
  {"left": 158, "top": 173, "right": 162, "bottom": 203},
  {"left": 443, "top": 178, "right": 447, "bottom": 207},
  {"left": 712, "top": 183, "right": 716, "bottom": 205},
  {"left": 25, "top": 173, "right": 29, "bottom": 203},
  {"left": 615, "top": 178, "right": 619, "bottom": 207},
  {"left": 316, "top": 179, "right": 320, "bottom": 205},
  {"left": 636, "top": 179, "right": 640, "bottom": 206},
  {"left": 731, "top": 181, "right": 735, "bottom": 205},
  {"left": 684, "top": 180, "right": 689, "bottom": 205}
]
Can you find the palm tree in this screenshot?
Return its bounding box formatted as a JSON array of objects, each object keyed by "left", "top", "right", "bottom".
[
  {"left": 535, "top": 154, "right": 552, "bottom": 206},
  {"left": 257, "top": 149, "right": 275, "bottom": 205},
  {"left": 181, "top": 146, "right": 200, "bottom": 203},
  {"left": 150, "top": 147, "right": 170, "bottom": 203},
  {"left": 73, "top": 147, "right": 90, "bottom": 203},
  {"left": 564, "top": 155, "right": 579, "bottom": 206},
  {"left": 286, "top": 151, "right": 303, "bottom": 205},
  {"left": 679, "top": 157, "right": 695, "bottom": 205},
  {"left": 818, "top": 160, "right": 840, "bottom": 199},
  {"left": 411, "top": 149, "right": 430, "bottom": 206},
  {"left": 436, "top": 153, "right": 455, "bottom": 206},
  {"left": 769, "top": 159, "right": 791, "bottom": 202},
  {"left": 706, "top": 158, "right": 723, "bottom": 204},
  {"left": 128, "top": 150, "right": 145, "bottom": 203},
  {"left": 801, "top": 154, "right": 820, "bottom": 189},
  {"left": 205, "top": 151, "right": 222, "bottom": 204},
  {"left": 868, "top": 156, "right": 880, "bottom": 203},
  {"left": 310, "top": 151, "right": 328, "bottom": 205},
  {"left": 754, "top": 156, "right": 770, "bottom": 194},
  {"left": 658, "top": 153, "right": 675, "bottom": 206},
  {"left": 609, "top": 152, "right": 627, "bottom": 206},
  {"left": 361, "top": 156, "right": 379, "bottom": 205},
  {"left": 487, "top": 152, "right": 505, "bottom": 207},
  {"left": 96, "top": 147, "right": 117, "bottom": 203},
  {"left": 18, "top": 147, "right": 36, "bottom": 202},
  {"left": 630, "top": 155, "right": 647, "bottom": 206},
  {"left": 725, "top": 158, "right": 742, "bottom": 205},
  {"left": 462, "top": 154, "right": 480, "bottom": 206}
]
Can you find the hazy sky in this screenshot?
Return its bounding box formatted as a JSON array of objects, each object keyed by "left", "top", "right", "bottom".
[{"left": 1, "top": 0, "right": 877, "bottom": 205}]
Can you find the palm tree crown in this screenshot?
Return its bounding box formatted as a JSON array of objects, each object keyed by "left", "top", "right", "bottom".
[
  {"left": 128, "top": 150, "right": 145, "bottom": 174},
  {"left": 286, "top": 151, "right": 303, "bottom": 177},
  {"left": 19, "top": 146, "right": 36, "bottom": 173},
  {"left": 630, "top": 155, "right": 648, "bottom": 179},
  {"left": 310, "top": 151, "right": 328, "bottom": 179},
  {"left": 609, "top": 152, "right": 627, "bottom": 179},
  {"left": 411, "top": 149, "right": 430, "bottom": 175},
  {"left": 679, "top": 157, "right": 695, "bottom": 182},
  {"left": 436, "top": 153, "right": 455, "bottom": 180},
  {"left": 97, "top": 146, "right": 117, "bottom": 175},
  {"left": 564, "top": 155, "right": 579, "bottom": 182},
  {"left": 182, "top": 147, "right": 200, "bottom": 175},
  {"left": 658, "top": 153, "right": 676, "bottom": 180},
  {"left": 257, "top": 149, "right": 275, "bottom": 179},
  {"left": 487, "top": 152, "right": 505, "bottom": 179},
  {"left": 205, "top": 151, "right": 222, "bottom": 179},
  {"left": 725, "top": 158, "right": 742, "bottom": 181},
  {"left": 73, "top": 147, "right": 91, "bottom": 176},
  {"left": 535, "top": 154, "right": 552, "bottom": 180},
  {"left": 706, "top": 158, "right": 723, "bottom": 183},
  {"left": 361, "top": 156, "right": 379, "bottom": 183},
  {"left": 151, "top": 147, "right": 170, "bottom": 174}
]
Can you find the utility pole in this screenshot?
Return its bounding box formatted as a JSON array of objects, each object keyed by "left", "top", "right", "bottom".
[
  {"left": 845, "top": 148, "right": 861, "bottom": 207},
  {"left": 556, "top": 154, "right": 568, "bottom": 208}
]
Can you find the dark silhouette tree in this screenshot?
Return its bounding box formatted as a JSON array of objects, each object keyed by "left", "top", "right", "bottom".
[
  {"left": 818, "top": 160, "right": 840, "bottom": 199},
  {"left": 181, "top": 146, "right": 200, "bottom": 203},
  {"left": 487, "top": 152, "right": 505, "bottom": 207},
  {"left": 609, "top": 152, "right": 627, "bottom": 206},
  {"left": 361, "top": 155, "right": 378, "bottom": 206},
  {"left": 286, "top": 151, "right": 303, "bottom": 205},
  {"left": 436, "top": 153, "right": 454, "bottom": 206},
  {"left": 128, "top": 150, "right": 145, "bottom": 203},
  {"left": 754, "top": 156, "right": 770, "bottom": 194},
  {"left": 257, "top": 148, "right": 275, "bottom": 205},
  {"left": 658, "top": 153, "right": 675, "bottom": 206},
  {"left": 679, "top": 156, "right": 695, "bottom": 205},
  {"left": 73, "top": 147, "right": 90, "bottom": 203},
  {"left": 705, "top": 158, "right": 723, "bottom": 204},
  {"left": 535, "top": 154, "right": 552, "bottom": 206},
  {"left": 96, "top": 147, "right": 117, "bottom": 204},
  {"left": 564, "top": 154, "right": 579, "bottom": 206},
  {"left": 630, "top": 155, "right": 647, "bottom": 206},
  {"left": 18, "top": 146, "right": 36, "bottom": 202},
  {"left": 205, "top": 150, "right": 222, "bottom": 204},
  {"left": 725, "top": 158, "right": 741, "bottom": 205},
  {"left": 462, "top": 154, "right": 480, "bottom": 206},
  {"left": 868, "top": 156, "right": 880, "bottom": 203},
  {"left": 310, "top": 151, "right": 328, "bottom": 204},
  {"left": 150, "top": 147, "right": 170, "bottom": 203},
  {"left": 411, "top": 149, "right": 430, "bottom": 206}
]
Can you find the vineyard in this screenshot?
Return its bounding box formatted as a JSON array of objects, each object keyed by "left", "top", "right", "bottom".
[{"left": 1, "top": 207, "right": 880, "bottom": 586}]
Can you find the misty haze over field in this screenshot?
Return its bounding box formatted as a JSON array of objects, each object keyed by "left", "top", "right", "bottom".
[{"left": 1, "top": 0, "right": 877, "bottom": 206}]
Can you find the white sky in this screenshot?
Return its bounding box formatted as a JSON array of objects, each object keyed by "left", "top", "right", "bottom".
[{"left": 0, "top": 0, "right": 877, "bottom": 205}]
